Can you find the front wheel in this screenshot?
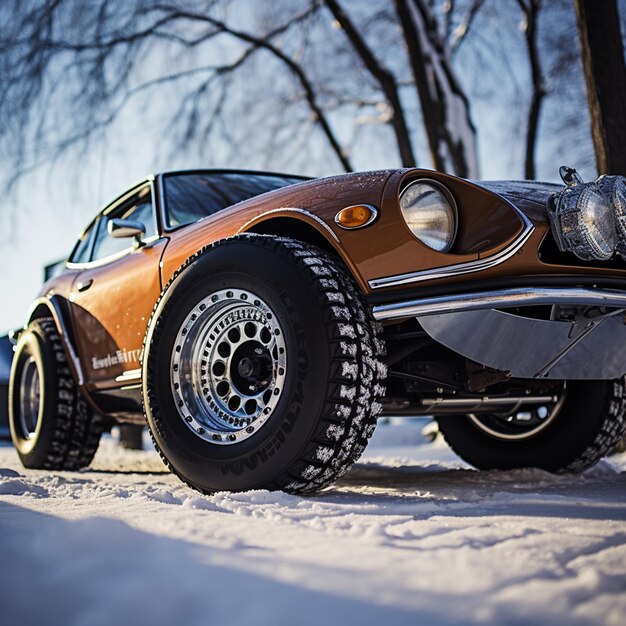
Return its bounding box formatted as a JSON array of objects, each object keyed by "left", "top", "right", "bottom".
[
  {"left": 142, "top": 236, "right": 386, "bottom": 494},
  {"left": 437, "top": 379, "right": 626, "bottom": 473}
]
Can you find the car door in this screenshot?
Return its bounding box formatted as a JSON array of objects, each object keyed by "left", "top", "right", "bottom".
[{"left": 68, "top": 182, "right": 167, "bottom": 389}]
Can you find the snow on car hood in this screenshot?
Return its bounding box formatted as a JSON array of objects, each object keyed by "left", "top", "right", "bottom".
[{"left": 477, "top": 180, "right": 563, "bottom": 223}]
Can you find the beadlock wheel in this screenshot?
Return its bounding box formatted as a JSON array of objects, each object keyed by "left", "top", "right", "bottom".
[{"left": 171, "top": 289, "right": 287, "bottom": 446}]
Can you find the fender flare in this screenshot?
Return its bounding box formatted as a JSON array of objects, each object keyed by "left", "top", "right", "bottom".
[
  {"left": 25, "top": 296, "right": 85, "bottom": 386},
  {"left": 238, "top": 208, "right": 368, "bottom": 293}
]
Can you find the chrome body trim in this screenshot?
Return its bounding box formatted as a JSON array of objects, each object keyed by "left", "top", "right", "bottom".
[
  {"left": 334, "top": 204, "right": 379, "bottom": 230},
  {"left": 368, "top": 198, "right": 534, "bottom": 289},
  {"left": 66, "top": 179, "right": 158, "bottom": 270},
  {"left": 115, "top": 369, "right": 142, "bottom": 384},
  {"left": 65, "top": 235, "right": 162, "bottom": 271},
  {"left": 239, "top": 207, "right": 340, "bottom": 242},
  {"left": 372, "top": 286, "right": 626, "bottom": 321}
]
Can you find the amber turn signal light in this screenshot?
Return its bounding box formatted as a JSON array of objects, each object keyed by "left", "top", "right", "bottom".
[{"left": 334, "top": 204, "right": 378, "bottom": 229}]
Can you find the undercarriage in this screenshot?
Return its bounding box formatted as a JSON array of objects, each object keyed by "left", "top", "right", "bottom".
[{"left": 381, "top": 317, "right": 564, "bottom": 415}]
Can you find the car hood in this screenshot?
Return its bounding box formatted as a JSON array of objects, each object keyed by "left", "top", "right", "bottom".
[{"left": 477, "top": 180, "right": 562, "bottom": 224}]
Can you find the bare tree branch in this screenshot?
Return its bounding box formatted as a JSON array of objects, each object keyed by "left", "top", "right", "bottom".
[
  {"left": 150, "top": 3, "right": 353, "bottom": 171},
  {"left": 324, "top": 0, "right": 417, "bottom": 167},
  {"left": 0, "top": 0, "right": 354, "bottom": 184},
  {"left": 394, "top": 0, "right": 479, "bottom": 177},
  {"left": 450, "top": 0, "right": 486, "bottom": 54},
  {"left": 445, "top": 0, "right": 457, "bottom": 40}
]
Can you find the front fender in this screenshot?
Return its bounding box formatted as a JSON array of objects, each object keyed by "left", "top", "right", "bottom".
[
  {"left": 26, "top": 296, "right": 85, "bottom": 386},
  {"left": 238, "top": 209, "right": 370, "bottom": 292}
]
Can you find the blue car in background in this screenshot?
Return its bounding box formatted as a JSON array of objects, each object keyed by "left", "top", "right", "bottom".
[
  {"left": 0, "top": 334, "right": 13, "bottom": 439},
  {"left": 0, "top": 260, "right": 66, "bottom": 440}
]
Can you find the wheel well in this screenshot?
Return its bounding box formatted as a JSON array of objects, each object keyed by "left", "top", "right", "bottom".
[
  {"left": 28, "top": 302, "right": 55, "bottom": 323},
  {"left": 25, "top": 296, "right": 85, "bottom": 387},
  {"left": 246, "top": 217, "right": 336, "bottom": 255}
]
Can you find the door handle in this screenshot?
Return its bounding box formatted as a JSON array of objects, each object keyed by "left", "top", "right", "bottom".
[{"left": 76, "top": 279, "right": 93, "bottom": 292}]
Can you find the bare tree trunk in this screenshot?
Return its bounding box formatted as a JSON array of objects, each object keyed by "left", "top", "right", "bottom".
[
  {"left": 324, "top": 0, "right": 417, "bottom": 167},
  {"left": 394, "top": 0, "right": 479, "bottom": 178},
  {"left": 518, "top": 0, "right": 545, "bottom": 180},
  {"left": 574, "top": 0, "right": 626, "bottom": 175},
  {"left": 394, "top": 0, "right": 447, "bottom": 173}
]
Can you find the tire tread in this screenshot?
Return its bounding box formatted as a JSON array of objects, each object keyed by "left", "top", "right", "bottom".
[
  {"left": 142, "top": 234, "right": 386, "bottom": 494},
  {"left": 15, "top": 318, "right": 102, "bottom": 470}
]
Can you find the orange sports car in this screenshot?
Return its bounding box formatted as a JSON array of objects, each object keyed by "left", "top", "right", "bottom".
[{"left": 8, "top": 167, "right": 626, "bottom": 493}]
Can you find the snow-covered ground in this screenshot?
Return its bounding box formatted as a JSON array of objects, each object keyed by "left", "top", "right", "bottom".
[{"left": 1, "top": 421, "right": 625, "bottom": 626}]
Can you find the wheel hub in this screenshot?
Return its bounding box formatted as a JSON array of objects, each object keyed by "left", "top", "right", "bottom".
[
  {"left": 19, "top": 355, "right": 41, "bottom": 439},
  {"left": 170, "top": 289, "right": 287, "bottom": 445},
  {"left": 232, "top": 342, "right": 273, "bottom": 394},
  {"left": 468, "top": 383, "right": 566, "bottom": 441}
]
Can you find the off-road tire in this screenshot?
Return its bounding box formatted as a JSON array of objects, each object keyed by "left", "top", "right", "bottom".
[
  {"left": 437, "top": 379, "right": 626, "bottom": 472},
  {"left": 142, "top": 235, "right": 386, "bottom": 494},
  {"left": 9, "top": 317, "right": 102, "bottom": 469}
]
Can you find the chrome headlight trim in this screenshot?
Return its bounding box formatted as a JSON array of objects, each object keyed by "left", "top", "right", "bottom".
[
  {"left": 399, "top": 178, "right": 458, "bottom": 253},
  {"left": 369, "top": 198, "right": 533, "bottom": 289}
]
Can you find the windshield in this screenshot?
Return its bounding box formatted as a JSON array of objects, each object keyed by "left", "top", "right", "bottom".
[{"left": 162, "top": 172, "right": 307, "bottom": 229}]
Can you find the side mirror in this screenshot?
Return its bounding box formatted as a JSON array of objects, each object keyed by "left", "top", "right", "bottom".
[{"left": 108, "top": 218, "right": 146, "bottom": 247}]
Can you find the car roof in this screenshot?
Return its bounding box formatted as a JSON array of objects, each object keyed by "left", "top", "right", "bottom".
[
  {"left": 155, "top": 168, "right": 312, "bottom": 181},
  {"left": 97, "top": 169, "right": 311, "bottom": 219}
]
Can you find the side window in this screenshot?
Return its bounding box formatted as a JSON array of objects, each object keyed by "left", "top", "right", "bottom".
[
  {"left": 70, "top": 222, "right": 96, "bottom": 264},
  {"left": 91, "top": 189, "right": 157, "bottom": 262}
]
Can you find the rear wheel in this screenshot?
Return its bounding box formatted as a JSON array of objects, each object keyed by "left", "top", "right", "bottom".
[
  {"left": 9, "top": 318, "right": 102, "bottom": 470},
  {"left": 437, "top": 379, "right": 626, "bottom": 472},
  {"left": 143, "top": 235, "right": 386, "bottom": 494}
]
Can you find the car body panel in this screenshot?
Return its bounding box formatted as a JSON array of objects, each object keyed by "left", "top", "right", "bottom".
[
  {"left": 70, "top": 238, "right": 167, "bottom": 389},
  {"left": 158, "top": 170, "right": 395, "bottom": 291}
]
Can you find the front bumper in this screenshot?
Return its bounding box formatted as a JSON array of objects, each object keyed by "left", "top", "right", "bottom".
[
  {"left": 372, "top": 286, "right": 626, "bottom": 320},
  {"left": 373, "top": 286, "right": 626, "bottom": 381}
]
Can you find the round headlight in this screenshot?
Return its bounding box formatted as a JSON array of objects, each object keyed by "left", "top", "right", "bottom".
[
  {"left": 549, "top": 183, "right": 615, "bottom": 261},
  {"left": 595, "top": 175, "right": 626, "bottom": 259},
  {"left": 399, "top": 180, "right": 457, "bottom": 252}
]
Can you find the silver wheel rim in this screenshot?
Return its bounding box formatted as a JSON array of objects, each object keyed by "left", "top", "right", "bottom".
[
  {"left": 171, "top": 288, "right": 287, "bottom": 445},
  {"left": 468, "top": 383, "right": 566, "bottom": 441},
  {"left": 19, "top": 356, "right": 41, "bottom": 439}
]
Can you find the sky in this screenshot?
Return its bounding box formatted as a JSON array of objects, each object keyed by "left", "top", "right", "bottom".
[{"left": 0, "top": 0, "right": 619, "bottom": 334}]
